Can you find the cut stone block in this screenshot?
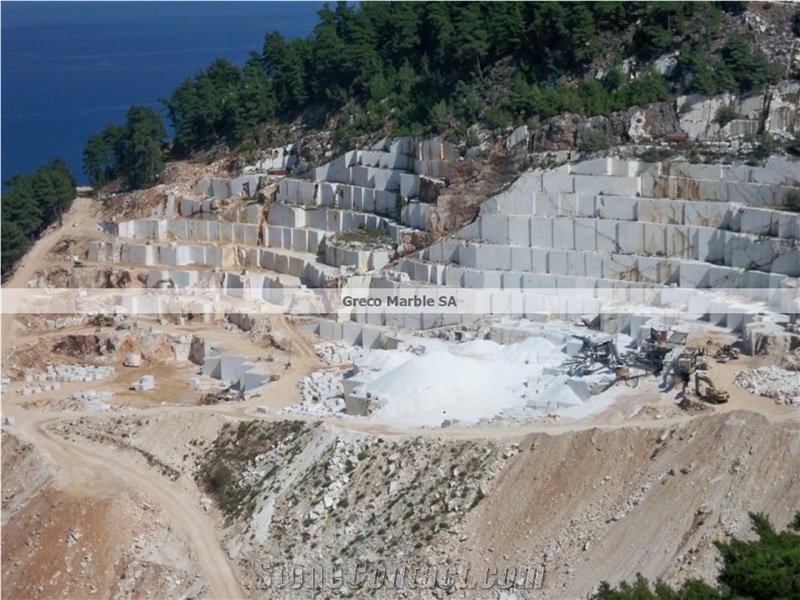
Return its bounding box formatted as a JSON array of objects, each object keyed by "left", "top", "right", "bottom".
[
  {"left": 637, "top": 256, "right": 662, "bottom": 284},
  {"left": 530, "top": 249, "right": 549, "bottom": 273},
  {"left": 552, "top": 218, "right": 575, "bottom": 250},
  {"left": 739, "top": 207, "right": 777, "bottom": 236},
  {"left": 542, "top": 172, "right": 574, "bottom": 193},
  {"left": 458, "top": 244, "right": 478, "bottom": 268},
  {"left": 584, "top": 254, "right": 603, "bottom": 279},
  {"left": 573, "top": 218, "right": 597, "bottom": 252},
  {"left": 602, "top": 254, "right": 637, "bottom": 280},
  {"left": 483, "top": 245, "right": 512, "bottom": 271},
  {"left": 547, "top": 250, "right": 569, "bottom": 275},
  {"left": 642, "top": 223, "right": 667, "bottom": 256},
  {"left": 777, "top": 213, "right": 800, "bottom": 240},
  {"left": 569, "top": 157, "right": 609, "bottom": 176},
  {"left": 683, "top": 200, "right": 732, "bottom": 228},
  {"left": 444, "top": 266, "right": 465, "bottom": 287},
  {"left": 771, "top": 249, "right": 800, "bottom": 277},
  {"left": 597, "top": 196, "right": 638, "bottom": 221},
  {"left": 574, "top": 175, "right": 639, "bottom": 197},
  {"left": 534, "top": 192, "right": 561, "bottom": 217},
  {"left": 616, "top": 222, "right": 645, "bottom": 255},
  {"left": 480, "top": 215, "right": 510, "bottom": 244},
  {"left": 508, "top": 216, "right": 531, "bottom": 246},
  {"left": 565, "top": 252, "right": 586, "bottom": 277},
  {"left": 510, "top": 246, "right": 533, "bottom": 272},
  {"left": 665, "top": 224, "right": 691, "bottom": 258},
  {"left": 502, "top": 272, "right": 524, "bottom": 289},
  {"left": 679, "top": 262, "right": 711, "bottom": 288},
  {"left": 595, "top": 220, "right": 619, "bottom": 254},
  {"left": 529, "top": 218, "right": 553, "bottom": 248}
]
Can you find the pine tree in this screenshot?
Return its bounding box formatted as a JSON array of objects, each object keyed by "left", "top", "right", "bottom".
[{"left": 117, "top": 106, "right": 166, "bottom": 190}]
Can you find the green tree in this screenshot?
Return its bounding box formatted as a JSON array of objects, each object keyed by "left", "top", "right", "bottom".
[
  {"left": 117, "top": 105, "right": 166, "bottom": 190},
  {"left": 720, "top": 34, "right": 782, "bottom": 92},
  {"left": 715, "top": 512, "right": 800, "bottom": 599},
  {"left": 234, "top": 53, "right": 276, "bottom": 141},
  {"left": 82, "top": 123, "right": 122, "bottom": 187},
  {"left": 263, "top": 32, "right": 310, "bottom": 113},
  {"left": 1, "top": 160, "right": 76, "bottom": 274},
  {"left": 592, "top": 512, "right": 800, "bottom": 600}
]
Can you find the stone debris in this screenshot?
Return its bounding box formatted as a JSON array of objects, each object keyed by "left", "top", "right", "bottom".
[
  {"left": 26, "top": 364, "right": 115, "bottom": 385},
  {"left": 123, "top": 353, "right": 142, "bottom": 367},
  {"left": 129, "top": 375, "right": 155, "bottom": 392},
  {"left": 734, "top": 366, "right": 800, "bottom": 405},
  {"left": 289, "top": 369, "right": 346, "bottom": 415},
  {"left": 315, "top": 341, "right": 366, "bottom": 366},
  {"left": 71, "top": 390, "right": 114, "bottom": 412}
]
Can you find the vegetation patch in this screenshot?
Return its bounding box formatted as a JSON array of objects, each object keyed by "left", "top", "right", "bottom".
[
  {"left": 332, "top": 225, "right": 393, "bottom": 247},
  {"left": 592, "top": 512, "right": 800, "bottom": 599},
  {"left": 197, "top": 419, "right": 312, "bottom": 522}
]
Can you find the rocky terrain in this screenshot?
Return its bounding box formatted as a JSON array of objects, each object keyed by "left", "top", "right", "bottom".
[{"left": 3, "top": 6, "right": 800, "bottom": 596}]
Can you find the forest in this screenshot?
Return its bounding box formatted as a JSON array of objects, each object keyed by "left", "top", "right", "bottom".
[
  {"left": 160, "top": 1, "right": 778, "bottom": 153},
  {"left": 1, "top": 159, "right": 76, "bottom": 274}
]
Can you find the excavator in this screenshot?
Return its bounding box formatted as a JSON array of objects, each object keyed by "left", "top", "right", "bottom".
[
  {"left": 713, "top": 344, "right": 740, "bottom": 363},
  {"left": 694, "top": 372, "right": 729, "bottom": 404}
]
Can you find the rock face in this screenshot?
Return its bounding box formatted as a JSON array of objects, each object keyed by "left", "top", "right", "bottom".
[
  {"left": 743, "top": 321, "right": 800, "bottom": 356},
  {"left": 678, "top": 82, "right": 800, "bottom": 141},
  {"left": 527, "top": 102, "right": 684, "bottom": 151}
]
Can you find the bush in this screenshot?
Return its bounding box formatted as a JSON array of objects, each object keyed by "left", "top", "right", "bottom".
[
  {"left": 335, "top": 227, "right": 392, "bottom": 246},
  {"left": 579, "top": 130, "right": 612, "bottom": 153},
  {"left": 715, "top": 103, "right": 740, "bottom": 127},
  {"left": 592, "top": 511, "right": 800, "bottom": 599}
]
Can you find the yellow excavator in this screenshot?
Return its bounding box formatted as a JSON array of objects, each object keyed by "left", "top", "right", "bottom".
[{"left": 695, "top": 372, "right": 729, "bottom": 404}]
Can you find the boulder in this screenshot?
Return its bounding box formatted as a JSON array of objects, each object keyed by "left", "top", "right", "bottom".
[{"left": 123, "top": 353, "right": 142, "bottom": 367}]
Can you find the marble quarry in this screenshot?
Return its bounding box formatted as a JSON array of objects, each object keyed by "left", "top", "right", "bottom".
[{"left": 85, "top": 140, "right": 799, "bottom": 349}]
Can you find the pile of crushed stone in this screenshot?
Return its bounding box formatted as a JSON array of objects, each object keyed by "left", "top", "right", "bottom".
[{"left": 734, "top": 366, "right": 800, "bottom": 405}]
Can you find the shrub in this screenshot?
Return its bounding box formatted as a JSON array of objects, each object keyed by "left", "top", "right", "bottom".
[
  {"left": 715, "top": 103, "right": 739, "bottom": 127},
  {"left": 579, "top": 130, "right": 612, "bottom": 153}
]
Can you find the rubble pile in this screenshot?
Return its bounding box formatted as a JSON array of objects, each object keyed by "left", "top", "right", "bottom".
[
  {"left": 315, "top": 341, "right": 366, "bottom": 365},
  {"left": 292, "top": 369, "right": 346, "bottom": 414},
  {"left": 734, "top": 366, "right": 800, "bottom": 405}
]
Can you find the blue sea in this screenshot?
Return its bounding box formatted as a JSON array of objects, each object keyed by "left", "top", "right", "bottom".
[{"left": 1, "top": 1, "right": 325, "bottom": 185}]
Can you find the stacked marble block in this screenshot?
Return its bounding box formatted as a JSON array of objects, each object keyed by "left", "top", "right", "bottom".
[
  {"left": 298, "top": 320, "right": 406, "bottom": 350},
  {"left": 385, "top": 156, "right": 800, "bottom": 329},
  {"left": 306, "top": 138, "right": 458, "bottom": 231},
  {"left": 195, "top": 174, "right": 263, "bottom": 199}
]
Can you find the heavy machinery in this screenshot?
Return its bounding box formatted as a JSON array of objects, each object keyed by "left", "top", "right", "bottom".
[
  {"left": 714, "top": 344, "right": 740, "bottom": 363},
  {"left": 695, "top": 372, "right": 729, "bottom": 404},
  {"left": 626, "top": 327, "right": 690, "bottom": 375},
  {"left": 566, "top": 334, "right": 621, "bottom": 376}
]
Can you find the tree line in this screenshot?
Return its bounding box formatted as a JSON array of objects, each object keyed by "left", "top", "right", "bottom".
[
  {"left": 82, "top": 105, "right": 166, "bottom": 190},
  {"left": 1, "top": 159, "right": 76, "bottom": 275},
  {"left": 160, "top": 1, "right": 779, "bottom": 152},
  {"left": 79, "top": 1, "right": 784, "bottom": 191}
]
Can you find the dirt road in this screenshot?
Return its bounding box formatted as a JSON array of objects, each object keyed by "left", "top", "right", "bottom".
[{"left": 4, "top": 403, "right": 246, "bottom": 599}]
